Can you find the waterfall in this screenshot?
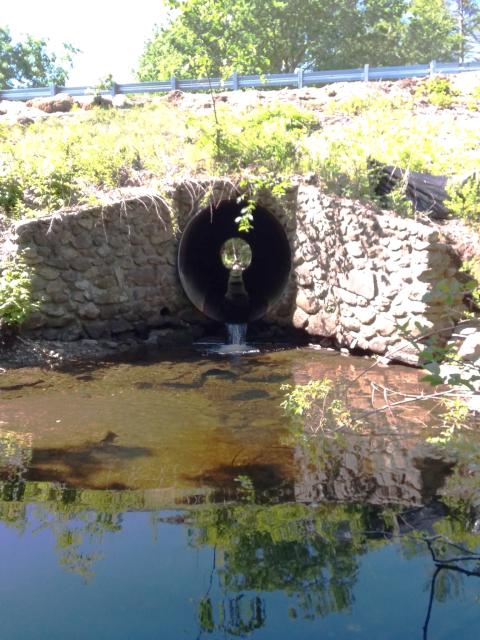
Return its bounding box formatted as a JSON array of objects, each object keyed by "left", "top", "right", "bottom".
[
  {"left": 196, "top": 322, "right": 257, "bottom": 355},
  {"left": 226, "top": 323, "right": 247, "bottom": 345}
]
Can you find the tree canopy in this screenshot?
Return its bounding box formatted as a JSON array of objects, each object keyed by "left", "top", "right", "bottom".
[
  {"left": 0, "top": 27, "right": 77, "bottom": 89},
  {"left": 449, "top": 0, "right": 480, "bottom": 61},
  {"left": 136, "top": 0, "right": 475, "bottom": 80}
]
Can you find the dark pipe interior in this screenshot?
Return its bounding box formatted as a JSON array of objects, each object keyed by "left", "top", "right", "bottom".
[{"left": 178, "top": 200, "right": 291, "bottom": 323}]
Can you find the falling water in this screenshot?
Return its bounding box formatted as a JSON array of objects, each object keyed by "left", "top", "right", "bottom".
[
  {"left": 196, "top": 323, "right": 258, "bottom": 355},
  {"left": 226, "top": 323, "right": 247, "bottom": 346}
]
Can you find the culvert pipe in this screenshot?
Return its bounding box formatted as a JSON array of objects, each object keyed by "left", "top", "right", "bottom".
[{"left": 178, "top": 200, "right": 291, "bottom": 323}]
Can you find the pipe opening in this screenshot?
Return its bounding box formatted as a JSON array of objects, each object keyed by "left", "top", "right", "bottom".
[{"left": 178, "top": 200, "right": 291, "bottom": 323}]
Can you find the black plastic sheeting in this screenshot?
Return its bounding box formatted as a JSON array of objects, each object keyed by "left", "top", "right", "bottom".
[
  {"left": 178, "top": 200, "right": 291, "bottom": 323},
  {"left": 373, "top": 163, "right": 451, "bottom": 219}
]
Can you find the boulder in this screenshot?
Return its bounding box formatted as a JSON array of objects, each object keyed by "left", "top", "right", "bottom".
[
  {"left": 112, "top": 94, "right": 133, "bottom": 109},
  {"left": 26, "top": 95, "right": 74, "bottom": 113},
  {"left": 75, "top": 94, "right": 112, "bottom": 110}
]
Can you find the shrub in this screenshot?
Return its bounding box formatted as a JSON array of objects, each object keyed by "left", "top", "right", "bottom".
[
  {"left": 0, "top": 171, "right": 23, "bottom": 215},
  {"left": 414, "top": 76, "right": 460, "bottom": 108},
  {"left": 446, "top": 174, "right": 480, "bottom": 225},
  {"left": 0, "top": 258, "right": 37, "bottom": 327}
]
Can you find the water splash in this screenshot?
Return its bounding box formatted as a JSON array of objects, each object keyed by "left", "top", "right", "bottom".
[
  {"left": 197, "top": 323, "right": 258, "bottom": 355},
  {"left": 227, "top": 323, "right": 247, "bottom": 345}
]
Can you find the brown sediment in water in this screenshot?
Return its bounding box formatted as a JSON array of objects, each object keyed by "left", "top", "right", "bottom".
[{"left": 0, "top": 347, "right": 469, "bottom": 507}]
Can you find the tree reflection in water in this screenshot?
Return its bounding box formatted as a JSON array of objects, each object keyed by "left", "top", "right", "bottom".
[{"left": 1, "top": 422, "right": 480, "bottom": 637}]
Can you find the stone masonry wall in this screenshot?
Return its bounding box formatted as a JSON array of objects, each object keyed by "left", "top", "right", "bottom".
[
  {"left": 284, "top": 185, "right": 464, "bottom": 362},
  {"left": 5, "top": 179, "right": 465, "bottom": 362},
  {"left": 13, "top": 196, "right": 191, "bottom": 340}
]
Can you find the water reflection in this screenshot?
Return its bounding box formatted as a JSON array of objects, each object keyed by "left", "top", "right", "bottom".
[
  {"left": 0, "top": 483, "right": 479, "bottom": 639},
  {"left": 0, "top": 346, "right": 479, "bottom": 638}
]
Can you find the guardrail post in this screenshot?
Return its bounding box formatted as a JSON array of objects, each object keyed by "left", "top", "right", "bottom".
[
  {"left": 297, "top": 68, "right": 304, "bottom": 89},
  {"left": 363, "top": 63, "right": 369, "bottom": 82},
  {"left": 111, "top": 81, "right": 118, "bottom": 97},
  {"left": 429, "top": 60, "right": 437, "bottom": 76},
  {"left": 50, "top": 84, "right": 58, "bottom": 96},
  {"left": 170, "top": 75, "right": 178, "bottom": 91},
  {"left": 231, "top": 71, "right": 239, "bottom": 91}
]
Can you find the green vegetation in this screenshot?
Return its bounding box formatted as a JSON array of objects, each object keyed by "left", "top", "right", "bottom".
[
  {"left": 0, "top": 257, "right": 37, "bottom": 327},
  {"left": 461, "top": 258, "right": 480, "bottom": 310},
  {"left": 0, "top": 27, "right": 76, "bottom": 88},
  {"left": 220, "top": 237, "right": 252, "bottom": 270},
  {"left": 0, "top": 83, "right": 479, "bottom": 222},
  {"left": 415, "top": 75, "right": 460, "bottom": 108},
  {"left": 137, "top": 0, "right": 463, "bottom": 80},
  {"left": 447, "top": 173, "right": 480, "bottom": 225}
]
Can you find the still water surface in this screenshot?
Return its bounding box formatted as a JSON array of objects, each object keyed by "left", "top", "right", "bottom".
[{"left": 0, "top": 345, "right": 479, "bottom": 639}]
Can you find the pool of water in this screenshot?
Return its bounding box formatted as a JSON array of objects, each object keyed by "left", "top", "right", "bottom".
[{"left": 0, "top": 345, "right": 479, "bottom": 639}]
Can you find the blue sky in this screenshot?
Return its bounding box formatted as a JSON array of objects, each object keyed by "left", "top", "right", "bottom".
[{"left": 2, "top": 0, "right": 168, "bottom": 85}]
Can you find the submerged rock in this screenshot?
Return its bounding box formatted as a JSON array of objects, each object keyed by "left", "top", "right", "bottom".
[{"left": 230, "top": 389, "right": 270, "bottom": 401}]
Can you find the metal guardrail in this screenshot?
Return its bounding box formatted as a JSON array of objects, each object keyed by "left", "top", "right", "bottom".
[{"left": 1, "top": 60, "right": 479, "bottom": 101}]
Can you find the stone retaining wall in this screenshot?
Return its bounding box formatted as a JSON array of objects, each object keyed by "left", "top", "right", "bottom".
[
  {"left": 5, "top": 179, "right": 465, "bottom": 362},
  {"left": 286, "top": 185, "right": 464, "bottom": 362}
]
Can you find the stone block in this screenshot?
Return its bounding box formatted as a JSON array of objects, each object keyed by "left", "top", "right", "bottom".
[
  {"left": 295, "top": 263, "right": 314, "bottom": 287},
  {"left": 30, "top": 275, "right": 48, "bottom": 291},
  {"left": 92, "top": 289, "right": 129, "bottom": 305},
  {"left": 368, "top": 337, "right": 389, "bottom": 354},
  {"left": 99, "top": 305, "right": 123, "bottom": 320},
  {"left": 37, "top": 266, "right": 60, "bottom": 281},
  {"left": 62, "top": 271, "right": 80, "bottom": 283},
  {"left": 132, "top": 266, "right": 156, "bottom": 286},
  {"left": 33, "top": 230, "right": 55, "bottom": 248},
  {"left": 76, "top": 215, "right": 95, "bottom": 231},
  {"left": 110, "top": 318, "right": 134, "bottom": 334},
  {"left": 375, "top": 316, "right": 397, "bottom": 337},
  {"left": 83, "top": 320, "right": 111, "bottom": 339},
  {"left": 345, "top": 241, "right": 364, "bottom": 258},
  {"left": 79, "top": 302, "right": 101, "bottom": 320},
  {"left": 385, "top": 238, "right": 403, "bottom": 252},
  {"left": 41, "top": 303, "right": 67, "bottom": 318},
  {"left": 355, "top": 306, "right": 377, "bottom": 325},
  {"left": 97, "top": 245, "right": 112, "bottom": 259},
  {"left": 308, "top": 312, "right": 338, "bottom": 337},
  {"left": 50, "top": 291, "right": 70, "bottom": 304},
  {"left": 343, "top": 316, "right": 361, "bottom": 332},
  {"left": 92, "top": 275, "right": 117, "bottom": 290},
  {"left": 296, "top": 289, "right": 319, "bottom": 314},
  {"left": 72, "top": 292, "right": 86, "bottom": 303},
  {"left": 338, "top": 270, "right": 377, "bottom": 300},
  {"left": 293, "top": 308, "right": 309, "bottom": 329},
  {"left": 21, "top": 312, "right": 46, "bottom": 330},
  {"left": 71, "top": 232, "right": 92, "bottom": 250},
  {"left": 21, "top": 248, "right": 42, "bottom": 265},
  {"left": 45, "top": 315, "right": 75, "bottom": 328},
  {"left": 75, "top": 280, "right": 91, "bottom": 291},
  {"left": 458, "top": 332, "right": 480, "bottom": 363},
  {"left": 58, "top": 324, "right": 84, "bottom": 341},
  {"left": 69, "top": 256, "right": 91, "bottom": 272},
  {"left": 108, "top": 235, "right": 128, "bottom": 249}
]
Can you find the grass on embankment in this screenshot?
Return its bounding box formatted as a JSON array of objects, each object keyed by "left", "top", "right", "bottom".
[{"left": 0, "top": 73, "right": 480, "bottom": 223}]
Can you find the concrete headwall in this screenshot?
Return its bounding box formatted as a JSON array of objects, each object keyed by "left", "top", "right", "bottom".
[{"left": 6, "top": 179, "right": 465, "bottom": 362}]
